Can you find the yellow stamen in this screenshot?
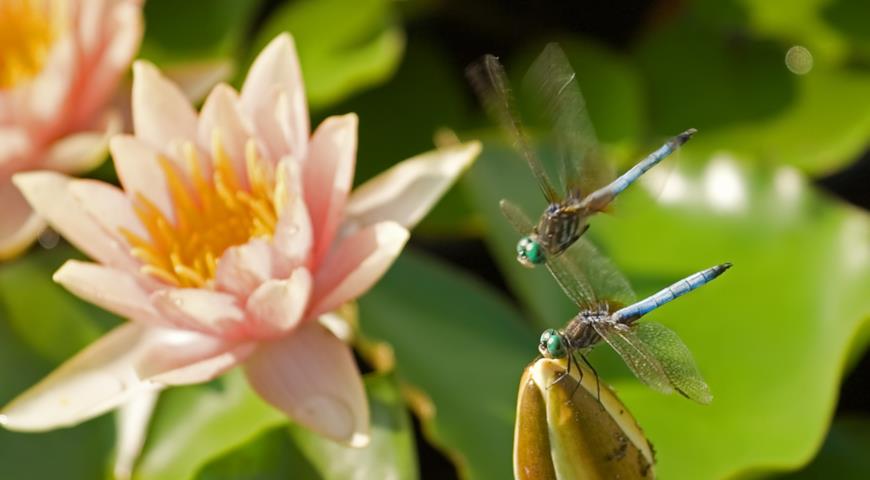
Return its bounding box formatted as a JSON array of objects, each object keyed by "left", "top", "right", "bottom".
[
  {"left": 120, "top": 133, "right": 279, "bottom": 288},
  {"left": 0, "top": 0, "right": 63, "bottom": 89}
]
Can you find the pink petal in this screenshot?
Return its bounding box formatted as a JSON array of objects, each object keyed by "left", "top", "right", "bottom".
[
  {"left": 73, "top": 2, "right": 143, "bottom": 128},
  {"left": 304, "top": 114, "right": 358, "bottom": 267},
  {"left": 143, "top": 342, "right": 255, "bottom": 386},
  {"left": 343, "top": 141, "right": 481, "bottom": 234},
  {"left": 271, "top": 159, "right": 312, "bottom": 275},
  {"left": 198, "top": 83, "right": 253, "bottom": 184},
  {"left": 12, "top": 172, "right": 136, "bottom": 269},
  {"left": 0, "top": 178, "right": 45, "bottom": 260},
  {"left": 41, "top": 115, "right": 120, "bottom": 174},
  {"left": 68, "top": 178, "right": 149, "bottom": 241},
  {"left": 151, "top": 288, "right": 246, "bottom": 336},
  {"left": 25, "top": 36, "right": 76, "bottom": 127},
  {"left": 215, "top": 238, "right": 274, "bottom": 299},
  {"left": 310, "top": 221, "right": 408, "bottom": 318},
  {"left": 243, "top": 321, "right": 369, "bottom": 446},
  {"left": 109, "top": 135, "right": 174, "bottom": 222},
  {"left": 113, "top": 390, "right": 158, "bottom": 480},
  {"left": 52, "top": 260, "right": 161, "bottom": 325},
  {"left": 245, "top": 268, "right": 311, "bottom": 338},
  {"left": 0, "top": 324, "right": 163, "bottom": 431},
  {"left": 240, "top": 34, "right": 308, "bottom": 161},
  {"left": 132, "top": 61, "right": 198, "bottom": 150},
  {"left": 0, "top": 128, "right": 32, "bottom": 177}
]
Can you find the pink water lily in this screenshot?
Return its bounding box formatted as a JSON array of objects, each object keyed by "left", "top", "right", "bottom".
[
  {"left": 2, "top": 33, "right": 480, "bottom": 448},
  {"left": 0, "top": 0, "right": 143, "bottom": 259}
]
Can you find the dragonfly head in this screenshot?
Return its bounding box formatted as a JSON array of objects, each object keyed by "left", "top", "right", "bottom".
[
  {"left": 539, "top": 328, "right": 567, "bottom": 358},
  {"left": 517, "top": 235, "right": 545, "bottom": 268}
]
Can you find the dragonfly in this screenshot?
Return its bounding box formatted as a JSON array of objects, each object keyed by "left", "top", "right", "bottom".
[
  {"left": 468, "top": 43, "right": 696, "bottom": 268},
  {"left": 501, "top": 200, "right": 729, "bottom": 404}
]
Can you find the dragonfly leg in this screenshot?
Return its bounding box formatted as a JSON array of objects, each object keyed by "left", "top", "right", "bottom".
[
  {"left": 580, "top": 353, "right": 601, "bottom": 402},
  {"left": 567, "top": 353, "right": 584, "bottom": 402}
]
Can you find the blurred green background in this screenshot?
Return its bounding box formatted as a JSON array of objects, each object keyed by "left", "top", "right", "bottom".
[{"left": 1, "top": 0, "right": 868, "bottom": 478}]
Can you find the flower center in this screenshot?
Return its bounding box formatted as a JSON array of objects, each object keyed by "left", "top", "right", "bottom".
[
  {"left": 0, "top": 0, "right": 61, "bottom": 89},
  {"left": 120, "top": 133, "right": 279, "bottom": 288}
]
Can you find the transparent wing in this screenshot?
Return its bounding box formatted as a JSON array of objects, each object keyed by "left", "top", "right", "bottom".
[
  {"left": 592, "top": 322, "right": 674, "bottom": 395},
  {"left": 499, "top": 198, "right": 534, "bottom": 235},
  {"left": 467, "top": 55, "right": 560, "bottom": 203},
  {"left": 522, "top": 43, "right": 614, "bottom": 199},
  {"left": 634, "top": 322, "right": 713, "bottom": 404},
  {"left": 545, "top": 238, "right": 636, "bottom": 310}
]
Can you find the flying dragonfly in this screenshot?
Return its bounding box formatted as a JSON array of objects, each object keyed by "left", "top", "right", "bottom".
[
  {"left": 501, "top": 200, "right": 728, "bottom": 404},
  {"left": 468, "top": 43, "right": 696, "bottom": 268}
]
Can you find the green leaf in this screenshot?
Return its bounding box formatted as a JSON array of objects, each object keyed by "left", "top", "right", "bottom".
[
  {"left": 288, "top": 373, "right": 419, "bottom": 480},
  {"left": 637, "top": 11, "right": 870, "bottom": 175},
  {"left": 357, "top": 251, "right": 534, "bottom": 480},
  {"left": 196, "top": 427, "right": 319, "bottom": 480},
  {"left": 0, "top": 245, "right": 118, "bottom": 362},
  {"left": 466, "top": 140, "right": 870, "bottom": 479},
  {"left": 139, "top": 0, "right": 264, "bottom": 64},
  {"left": 134, "top": 370, "right": 287, "bottom": 480},
  {"left": 254, "top": 0, "right": 404, "bottom": 110},
  {"left": 777, "top": 416, "right": 870, "bottom": 479}
]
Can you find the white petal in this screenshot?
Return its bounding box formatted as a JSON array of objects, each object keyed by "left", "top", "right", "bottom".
[
  {"left": 343, "top": 141, "right": 480, "bottom": 234},
  {"left": 245, "top": 268, "right": 311, "bottom": 338},
  {"left": 113, "top": 390, "right": 159, "bottom": 480},
  {"left": 151, "top": 289, "right": 245, "bottom": 336},
  {"left": 215, "top": 238, "right": 274, "bottom": 298},
  {"left": 132, "top": 61, "right": 198, "bottom": 150},
  {"left": 310, "top": 222, "right": 408, "bottom": 317}
]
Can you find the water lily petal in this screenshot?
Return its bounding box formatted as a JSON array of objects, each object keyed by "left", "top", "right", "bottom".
[
  {"left": 26, "top": 36, "right": 75, "bottom": 126},
  {"left": 12, "top": 171, "right": 135, "bottom": 268},
  {"left": 245, "top": 268, "right": 312, "bottom": 338},
  {"left": 215, "top": 238, "right": 274, "bottom": 299},
  {"left": 132, "top": 61, "right": 198, "bottom": 150},
  {"left": 271, "top": 159, "right": 312, "bottom": 273},
  {"left": 0, "top": 178, "right": 45, "bottom": 260},
  {"left": 109, "top": 135, "right": 174, "bottom": 222},
  {"left": 0, "top": 127, "right": 33, "bottom": 176},
  {"left": 41, "top": 115, "right": 119, "bottom": 174},
  {"left": 151, "top": 289, "right": 246, "bottom": 336},
  {"left": 142, "top": 342, "right": 255, "bottom": 386},
  {"left": 74, "top": 1, "right": 142, "bottom": 127},
  {"left": 198, "top": 83, "right": 253, "bottom": 183},
  {"left": 52, "top": 260, "right": 161, "bottom": 325},
  {"left": 113, "top": 390, "right": 158, "bottom": 480},
  {"left": 243, "top": 321, "right": 369, "bottom": 446},
  {"left": 0, "top": 324, "right": 162, "bottom": 431},
  {"left": 310, "top": 221, "right": 409, "bottom": 317},
  {"left": 240, "top": 33, "right": 308, "bottom": 161},
  {"left": 68, "top": 178, "right": 148, "bottom": 241},
  {"left": 304, "top": 113, "right": 357, "bottom": 266},
  {"left": 344, "top": 141, "right": 481, "bottom": 234},
  {"left": 151, "top": 290, "right": 246, "bottom": 338}
]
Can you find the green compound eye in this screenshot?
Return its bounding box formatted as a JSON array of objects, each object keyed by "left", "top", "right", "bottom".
[
  {"left": 516, "top": 236, "right": 545, "bottom": 266},
  {"left": 546, "top": 334, "right": 566, "bottom": 358}
]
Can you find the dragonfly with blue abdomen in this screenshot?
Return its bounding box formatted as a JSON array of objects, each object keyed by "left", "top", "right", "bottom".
[
  {"left": 501, "top": 199, "right": 729, "bottom": 404},
  {"left": 468, "top": 43, "right": 696, "bottom": 268}
]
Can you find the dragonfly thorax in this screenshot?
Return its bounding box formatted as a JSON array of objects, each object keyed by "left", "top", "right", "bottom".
[{"left": 536, "top": 201, "right": 587, "bottom": 257}]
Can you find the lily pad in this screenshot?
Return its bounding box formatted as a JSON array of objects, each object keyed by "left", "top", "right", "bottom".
[
  {"left": 357, "top": 250, "right": 534, "bottom": 480},
  {"left": 254, "top": 0, "right": 404, "bottom": 109},
  {"left": 465, "top": 140, "right": 870, "bottom": 479}
]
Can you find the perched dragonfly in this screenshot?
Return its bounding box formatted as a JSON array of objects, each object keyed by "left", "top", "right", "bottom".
[
  {"left": 468, "top": 43, "right": 696, "bottom": 268},
  {"left": 501, "top": 200, "right": 729, "bottom": 404}
]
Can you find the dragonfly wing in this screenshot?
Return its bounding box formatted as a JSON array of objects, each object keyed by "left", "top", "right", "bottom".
[
  {"left": 634, "top": 322, "right": 713, "bottom": 404},
  {"left": 592, "top": 321, "right": 674, "bottom": 395},
  {"left": 551, "top": 238, "right": 636, "bottom": 309},
  {"left": 544, "top": 238, "right": 598, "bottom": 309},
  {"left": 467, "top": 55, "right": 560, "bottom": 203},
  {"left": 523, "top": 43, "right": 614, "bottom": 198},
  {"left": 499, "top": 199, "right": 534, "bottom": 235}
]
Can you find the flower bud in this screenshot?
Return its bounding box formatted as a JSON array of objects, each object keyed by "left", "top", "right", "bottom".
[{"left": 514, "top": 357, "right": 655, "bottom": 479}]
